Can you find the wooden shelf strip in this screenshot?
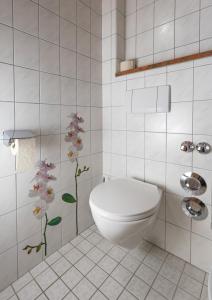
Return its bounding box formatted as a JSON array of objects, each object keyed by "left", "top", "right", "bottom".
[{"left": 116, "top": 50, "right": 212, "bottom": 77}]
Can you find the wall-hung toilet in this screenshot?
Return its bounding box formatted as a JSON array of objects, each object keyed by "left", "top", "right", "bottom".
[{"left": 89, "top": 177, "right": 162, "bottom": 249}]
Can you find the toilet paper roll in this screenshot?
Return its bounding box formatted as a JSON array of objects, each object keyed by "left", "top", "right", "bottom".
[{"left": 11, "top": 138, "right": 36, "bottom": 172}]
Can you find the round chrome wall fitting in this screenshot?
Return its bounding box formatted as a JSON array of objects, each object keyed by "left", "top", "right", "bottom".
[
  {"left": 180, "top": 172, "right": 207, "bottom": 196},
  {"left": 196, "top": 142, "right": 211, "bottom": 154},
  {"left": 181, "top": 197, "right": 208, "bottom": 220}
]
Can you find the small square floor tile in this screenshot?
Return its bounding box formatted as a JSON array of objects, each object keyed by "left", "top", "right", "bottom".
[
  {"left": 200, "top": 285, "right": 208, "bottom": 300},
  {"left": 121, "top": 254, "right": 141, "bottom": 273},
  {"left": 127, "top": 276, "right": 150, "bottom": 300},
  {"left": 45, "top": 251, "right": 62, "bottom": 265},
  {"left": 159, "top": 262, "right": 181, "bottom": 284},
  {"left": 51, "top": 257, "right": 71, "bottom": 276},
  {"left": 118, "top": 290, "right": 138, "bottom": 300},
  {"left": 98, "top": 255, "right": 118, "bottom": 274},
  {"left": 0, "top": 286, "right": 15, "bottom": 300},
  {"left": 150, "top": 246, "right": 167, "bottom": 261},
  {"left": 36, "top": 294, "right": 48, "bottom": 300},
  {"left": 153, "top": 275, "right": 176, "bottom": 299},
  {"left": 12, "top": 272, "right": 33, "bottom": 292},
  {"left": 143, "top": 254, "right": 164, "bottom": 272},
  {"left": 146, "top": 289, "right": 167, "bottom": 300},
  {"left": 35, "top": 268, "right": 58, "bottom": 291},
  {"left": 64, "top": 248, "right": 84, "bottom": 265},
  {"left": 45, "top": 279, "right": 69, "bottom": 300},
  {"left": 71, "top": 236, "right": 84, "bottom": 246},
  {"left": 135, "top": 264, "right": 157, "bottom": 286},
  {"left": 72, "top": 278, "right": 96, "bottom": 300},
  {"left": 97, "top": 239, "right": 114, "bottom": 253},
  {"left": 86, "top": 266, "right": 108, "bottom": 288},
  {"left": 184, "top": 263, "right": 205, "bottom": 283},
  {"left": 87, "top": 232, "right": 103, "bottom": 245},
  {"left": 111, "top": 265, "right": 133, "bottom": 287},
  {"left": 59, "top": 243, "right": 73, "bottom": 255},
  {"left": 90, "top": 291, "right": 108, "bottom": 300},
  {"left": 75, "top": 256, "right": 95, "bottom": 275},
  {"left": 31, "top": 262, "right": 48, "bottom": 278},
  {"left": 165, "top": 254, "right": 185, "bottom": 272},
  {"left": 17, "top": 280, "right": 42, "bottom": 300},
  {"left": 130, "top": 246, "right": 148, "bottom": 262},
  {"left": 86, "top": 246, "right": 105, "bottom": 263},
  {"left": 77, "top": 239, "right": 94, "bottom": 254},
  {"left": 108, "top": 246, "right": 127, "bottom": 262},
  {"left": 63, "top": 291, "right": 78, "bottom": 299},
  {"left": 61, "top": 266, "right": 83, "bottom": 289},
  {"left": 80, "top": 228, "right": 92, "bottom": 238},
  {"left": 100, "top": 277, "right": 123, "bottom": 300},
  {"left": 173, "top": 288, "right": 197, "bottom": 300},
  {"left": 179, "top": 273, "right": 202, "bottom": 298}
]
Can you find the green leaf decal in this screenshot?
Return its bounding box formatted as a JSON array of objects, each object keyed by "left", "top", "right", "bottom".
[
  {"left": 62, "top": 193, "right": 76, "bottom": 203},
  {"left": 36, "top": 244, "right": 42, "bottom": 253},
  {"left": 48, "top": 216, "right": 62, "bottom": 226}
]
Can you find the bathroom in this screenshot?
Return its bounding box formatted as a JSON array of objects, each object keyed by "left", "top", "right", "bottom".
[{"left": 0, "top": 0, "right": 212, "bottom": 299}]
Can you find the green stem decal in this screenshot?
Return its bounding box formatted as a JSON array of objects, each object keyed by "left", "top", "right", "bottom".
[
  {"left": 23, "top": 160, "right": 62, "bottom": 256},
  {"left": 62, "top": 113, "right": 90, "bottom": 236},
  {"left": 44, "top": 213, "right": 48, "bottom": 256}
]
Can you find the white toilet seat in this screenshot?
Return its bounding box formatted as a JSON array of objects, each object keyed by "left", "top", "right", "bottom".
[{"left": 89, "top": 177, "right": 162, "bottom": 222}]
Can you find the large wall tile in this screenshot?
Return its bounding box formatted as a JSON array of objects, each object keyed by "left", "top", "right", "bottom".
[
  {"left": 15, "top": 67, "right": 39, "bottom": 103},
  {"left": 39, "top": 0, "right": 59, "bottom": 14},
  {"left": 40, "top": 40, "right": 59, "bottom": 74},
  {"left": 194, "top": 64, "right": 212, "bottom": 100},
  {"left": 0, "top": 0, "right": 12, "bottom": 26},
  {"left": 14, "top": 0, "right": 38, "bottom": 36},
  {"left": 60, "top": 19, "right": 76, "bottom": 51},
  {"left": 166, "top": 223, "right": 190, "bottom": 262},
  {"left": 0, "top": 24, "right": 13, "bottom": 64},
  {"left": 14, "top": 30, "right": 39, "bottom": 69},
  {"left": 0, "top": 175, "right": 16, "bottom": 215},
  {"left": 0, "top": 247, "right": 17, "bottom": 291},
  {"left": 39, "top": 7, "right": 59, "bottom": 44},
  {"left": 191, "top": 233, "right": 212, "bottom": 271},
  {"left": 0, "top": 63, "right": 14, "bottom": 101},
  {"left": 167, "top": 102, "right": 192, "bottom": 134},
  {"left": 0, "top": 211, "right": 16, "bottom": 253},
  {"left": 193, "top": 100, "right": 212, "bottom": 135}
]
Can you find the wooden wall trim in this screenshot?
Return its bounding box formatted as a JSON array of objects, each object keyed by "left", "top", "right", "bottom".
[{"left": 115, "top": 50, "right": 212, "bottom": 77}]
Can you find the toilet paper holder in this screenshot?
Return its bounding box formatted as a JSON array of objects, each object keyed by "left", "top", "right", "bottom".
[{"left": 1, "top": 130, "right": 35, "bottom": 147}]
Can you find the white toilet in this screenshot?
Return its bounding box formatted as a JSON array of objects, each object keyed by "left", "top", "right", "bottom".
[{"left": 89, "top": 177, "right": 162, "bottom": 249}]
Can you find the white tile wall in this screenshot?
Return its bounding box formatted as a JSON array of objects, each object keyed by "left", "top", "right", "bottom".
[
  {"left": 102, "top": 0, "right": 212, "bottom": 273},
  {"left": 125, "top": 0, "right": 212, "bottom": 61},
  {"left": 0, "top": 0, "right": 102, "bottom": 292}
]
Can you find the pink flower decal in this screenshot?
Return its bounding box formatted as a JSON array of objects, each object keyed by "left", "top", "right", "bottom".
[
  {"left": 24, "top": 160, "right": 62, "bottom": 256},
  {"left": 33, "top": 200, "right": 47, "bottom": 219},
  {"left": 63, "top": 113, "right": 89, "bottom": 236},
  {"left": 65, "top": 113, "right": 84, "bottom": 162}
]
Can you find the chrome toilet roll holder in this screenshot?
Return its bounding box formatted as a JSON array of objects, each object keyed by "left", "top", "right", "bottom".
[{"left": 1, "top": 130, "right": 35, "bottom": 147}]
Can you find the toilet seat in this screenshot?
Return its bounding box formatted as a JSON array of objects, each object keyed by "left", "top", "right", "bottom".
[{"left": 89, "top": 178, "right": 162, "bottom": 222}]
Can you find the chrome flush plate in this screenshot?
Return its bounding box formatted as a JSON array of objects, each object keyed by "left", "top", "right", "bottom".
[
  {"left": 181, "top": 197, "right": 208, "bottom": 220},
  {"left": 180, "top": 172, "right": 207, "bottom": 196}
]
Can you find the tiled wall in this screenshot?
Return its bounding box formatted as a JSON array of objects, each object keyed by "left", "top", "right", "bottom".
[
  {"left": 125, "top": 0, "right": 212, "bottom": 66},
  {"left": 0, "top": 0, "right": 102, "bottom": 291},
  {"left": 102, "top": 0, "right": 212, "bottom": 272}
]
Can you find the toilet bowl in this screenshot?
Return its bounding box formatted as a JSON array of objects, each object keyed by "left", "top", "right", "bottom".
[{"left": 89, "top": 177, "right": 162, "bottom": 249}]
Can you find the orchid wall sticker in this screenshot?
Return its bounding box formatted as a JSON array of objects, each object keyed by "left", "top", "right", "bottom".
[
  {"left": 23, "top": 160, "right": 61, "bottom": 256},
  {"left": 62, "top": 113, "right": 89, "bottom": 235}
]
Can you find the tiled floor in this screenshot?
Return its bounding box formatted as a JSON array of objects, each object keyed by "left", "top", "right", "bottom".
[{"left": 0, "top": 225, "right": 209, "bottom": 300}]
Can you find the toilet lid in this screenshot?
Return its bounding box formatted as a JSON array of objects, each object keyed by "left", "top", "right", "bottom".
[{"left": 89, "top": 178, "right": 162, "bottom": 222}]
